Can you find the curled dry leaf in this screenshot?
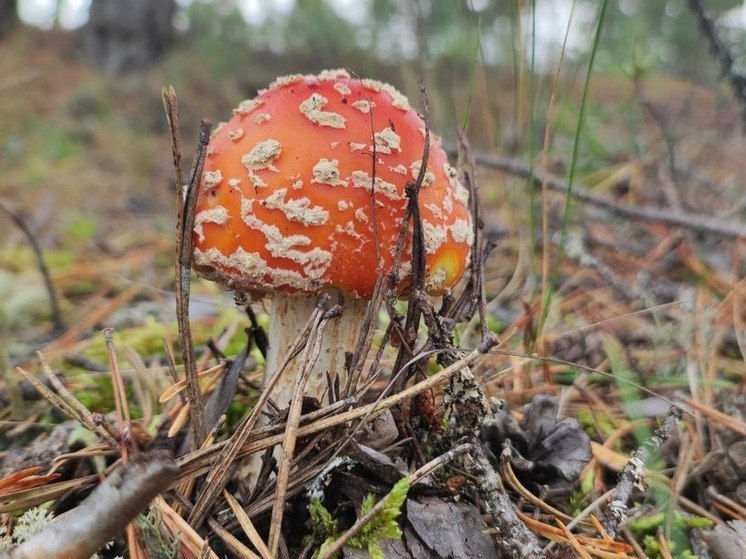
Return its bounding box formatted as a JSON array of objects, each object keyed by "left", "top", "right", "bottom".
[{"left": 481, "top": 395, "right": 592, "bottom": 501}]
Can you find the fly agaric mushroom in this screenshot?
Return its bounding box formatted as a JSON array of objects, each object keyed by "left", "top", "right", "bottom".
[{"left": 192, "top": 69, "right": 472, "bottom": 411}]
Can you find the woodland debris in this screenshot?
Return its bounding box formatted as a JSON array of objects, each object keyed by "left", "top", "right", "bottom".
[{"left": 4, "top": 451, "right": 178, "bottom": 559}]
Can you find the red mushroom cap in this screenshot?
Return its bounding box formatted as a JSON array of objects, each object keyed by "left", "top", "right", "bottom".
[{"left": 192, "top": 69, "right": 473, "bottom": 299}]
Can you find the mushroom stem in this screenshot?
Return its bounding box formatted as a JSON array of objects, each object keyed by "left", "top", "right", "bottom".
[{"left": 265, "top": 292, "right": 368, "bottom": 410}]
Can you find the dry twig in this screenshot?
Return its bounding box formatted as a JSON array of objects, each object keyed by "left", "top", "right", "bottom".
[
  {"left": 603, "top": 405, "right": 683, "bottom": 539},
  {"left": 188, "top": 300, "right": 331, "bottom": 526},
  {"left": 468, "top": 443, "right": 544, "bottom": 558},
  {"left": 458, "top": 151, "right": 746, "bottom": 240},
  {"left": 163, "top": 85, "right": 211, "bottom": 447},
  {"left": 0, "top": 199, "right": 64, "bottom": 333},
  {"left": 177, "top": 335, "right": 498, "bottom": 482},
  {"left": 6, "top": 452, "right": 178, "bottom": 559}
]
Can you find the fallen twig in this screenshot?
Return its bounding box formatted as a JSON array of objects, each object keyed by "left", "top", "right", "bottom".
[
  {"left": 0, "top": 199, "right": 65, "bottom": 333},
  {"left": 603, "top": 405, "right": 683, "bottom": 539},
  {"left": 467, "top": 442, "right": 543, "bottom": 558},
  {"left": 177, "top": 335, "right": 499, "bottom": 482},
  {"left": 16, "top": 360, "right": 118, "bottom": 448},
  {"left": 451, "top": 150, "right": 746, "bottom": 240},
  {"left": 164, "top": 84, "right": 211, "bottom": 447},
  {"left": 6, "top": 451, "right": 178, "bottom": 559},
  {"left": 188, "top": 300, "right": 331, "bottom": 526}
]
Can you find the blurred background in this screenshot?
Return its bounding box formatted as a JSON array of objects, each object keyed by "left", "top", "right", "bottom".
[{"left": 1, "top": 0, "right": 745, "bottom": 353}]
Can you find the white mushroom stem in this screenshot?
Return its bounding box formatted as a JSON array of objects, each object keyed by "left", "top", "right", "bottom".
[{"left": 264, "top": 292, "right": 369, "bottom": 411}]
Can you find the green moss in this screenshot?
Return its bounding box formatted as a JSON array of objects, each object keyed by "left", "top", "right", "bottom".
[{"left": 311, "top": 477, "right": 410, "bottom": 559}]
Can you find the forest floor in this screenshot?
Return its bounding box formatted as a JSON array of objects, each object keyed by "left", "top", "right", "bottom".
[{"left": 0, "top": 29, "right": 745, "bottom": 559}]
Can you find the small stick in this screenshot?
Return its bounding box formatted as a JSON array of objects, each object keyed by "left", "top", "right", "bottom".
[
  {"left": 161, "top": 86, "right": 184, "bottom": 189},
  {"left": 457, "top": 151, "right": 746, "bottom": 240},
  {"left": 686, "top": 0, "right": 746, "bottom": 126},
  {"left": 346, "top": 75, "right": 387, "bottom": 392},
  {"left": 7, "top": 452, "right": 178, "bottom": 559},
  {"left": 467, "top": 443, "right": 543, "bottom": 558},
  {"left": 17, "top": 362, "right": 118, "bottom": 448},
  {"left": 224, "top": 490, "right": 272, "bottom": 559},
  {"left": 104, "top": 328, "right": 132, "bottom": 462},
  {"left": 0, "top": 200, "right": 65, "bottom": 333},
  {"left": 454, "top": 128, "right": 488, "bottom": 334},
  {"left": 387, "top": 77, "right": 432, "bottom": 394},
  {"left": 603, "top": 405, "right": 683, "bottom": 539},
  {"left": 174, "top": 113, "right": 212, "bottom": 447}
]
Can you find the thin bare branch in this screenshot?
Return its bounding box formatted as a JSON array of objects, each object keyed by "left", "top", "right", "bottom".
[
  {"left": 174, "top": 118, "right": 212, "bottom": 447},
  {"left": 0, "top": 200, "right": 65, "bottom": 333},
  {"left": 161, "top": 86, "right": 184, "bottom": 190},
  {"left": 458, "top": 151, "right": 746, "bottom": 240},
  {"left": 686, "top": 0, "right": 746, "bottom": 126},
  {"left": 16, "top": 364, "right": 118, "bottom": 448},
  {"left": 603, "top": 405, "right": 684, "bottom": 539},
  {"left": 8, "top": 452, "right": 178, "bottom": 559},
  {"left": 177, "top": 334, "right": 499, "bottom": 482}
]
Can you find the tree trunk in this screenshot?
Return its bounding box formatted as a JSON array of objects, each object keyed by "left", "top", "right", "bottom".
[
  {"left": 0, "top": 0, "right": 18, "bottom": 39},
  {"left": 82, "top": 0, "right": 176, "bottom": 74}
]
